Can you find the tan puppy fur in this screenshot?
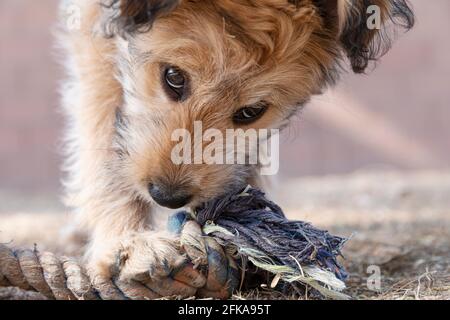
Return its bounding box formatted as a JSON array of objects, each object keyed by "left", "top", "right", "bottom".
[{"left": 58, "top": 0, "right": 413, "bottom": 286}]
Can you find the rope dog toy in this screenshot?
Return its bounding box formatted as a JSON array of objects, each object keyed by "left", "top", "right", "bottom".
[
  {"left": 172, "top": 186, "right": 349, "bottom": 300},
  {"left": 0, "top": 186, "right": 349, "bottom": 300}
]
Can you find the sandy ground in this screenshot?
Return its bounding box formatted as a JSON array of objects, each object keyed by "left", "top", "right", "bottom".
[{"left": 1, "top": 170, "right": 449, "bottom": 300}]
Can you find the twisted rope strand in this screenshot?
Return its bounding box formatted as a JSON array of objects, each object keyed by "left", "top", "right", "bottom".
[{"left": 0, "top": 244, "right": 101, "bottom": 300}]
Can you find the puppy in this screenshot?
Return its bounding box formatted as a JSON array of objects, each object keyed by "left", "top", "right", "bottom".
[{"left": 59, "top": 0, "right": 413, "bottom": 294}]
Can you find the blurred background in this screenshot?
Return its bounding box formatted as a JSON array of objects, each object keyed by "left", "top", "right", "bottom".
[{"left": 0, "top": 0, "right": 449, "bottom": 299}]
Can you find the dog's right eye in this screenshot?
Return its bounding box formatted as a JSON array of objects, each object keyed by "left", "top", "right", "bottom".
[
  {"left": 233, "top": 102, "right": 268, "bottom": 125},
  {"left": 163, "top": 66, "right": 188, "bottom": 101}
]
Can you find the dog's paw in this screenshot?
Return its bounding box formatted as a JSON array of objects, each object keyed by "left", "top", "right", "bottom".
[
  {"left": 85, "top": 227, "right": 237, "bottom": 299},
  {"left": 85, "top": 231, "right": 206, "bottom": 299},
  {"left": 117, "top": 232, "right": 181, "bottom": 281},
  {"left": 115, "top": 232, "right": 206, "bottom": 297}
]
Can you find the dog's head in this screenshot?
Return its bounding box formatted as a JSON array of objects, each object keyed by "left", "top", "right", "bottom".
[{"left": 105, "top": 0, "right": 413, "bottom": 209}]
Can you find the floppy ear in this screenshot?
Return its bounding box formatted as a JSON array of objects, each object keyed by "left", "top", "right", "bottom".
[
  {"left": 313, "top": 0, "right": 414, "bottom": 73},
  {"left": 103, "top": 0, "right": 181, "bottom": 36}
]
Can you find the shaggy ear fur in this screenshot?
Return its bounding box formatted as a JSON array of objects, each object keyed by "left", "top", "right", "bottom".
[
  {"left": 313, "top": 0, "right": 414, "bottom": 73},
  {"left": 103, "top": 0, "right": 181, "bottom": 36}
]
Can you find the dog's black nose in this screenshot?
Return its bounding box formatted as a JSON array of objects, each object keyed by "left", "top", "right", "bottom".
[{"left": 148, "top": 183, "right": 192, "bottom": 209}]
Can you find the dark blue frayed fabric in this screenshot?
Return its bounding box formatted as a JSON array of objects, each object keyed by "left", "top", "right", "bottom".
[
  {"left": 169, "top": 187, "right": 349, "bottom": 298},
  {"left": 191, "top": 187, "right": 348, "bottom": 282}
]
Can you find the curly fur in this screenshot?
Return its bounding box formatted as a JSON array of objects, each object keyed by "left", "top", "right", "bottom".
[
  {"left": 102, "top": 0, "right": 181, "bottom": 36},
  {"left": 103, "top": 0, "right": 414, "bottom": 72}
]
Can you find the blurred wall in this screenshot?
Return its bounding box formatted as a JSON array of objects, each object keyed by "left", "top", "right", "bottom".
[
  {"left": 0, "top": 0, "right": 449, "bottom": 195},
  {"left": 0, "top": 0, "right": 60, "bottom": 193},
  {"left": 281, "top": 1, "right": 450, "bottom": 176}
]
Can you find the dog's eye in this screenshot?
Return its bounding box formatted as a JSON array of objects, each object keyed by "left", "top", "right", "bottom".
[
  {"left": 163, "top": 66, "right": 187, "bottom": 101},
  {"left": 233, "top": 103, "right": 268, "bottom": 125},
  {"left": 166, "top": 67, "right": 185, "bottom": 89}
]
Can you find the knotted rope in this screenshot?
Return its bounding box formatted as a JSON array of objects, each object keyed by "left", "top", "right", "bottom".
[
  {"left": 0, "top": 187, "right": 350, "bottom": 300},
  {"left": 0, "top": 227, "right": 239, "bottom": 300}
]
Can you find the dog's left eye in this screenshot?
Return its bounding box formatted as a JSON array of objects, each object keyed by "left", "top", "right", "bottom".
[
  {"left": 163, "top": 66, "right": 187, "bottom": 101},
  {"left": 233, "top": 103, "right": 268, "bottom": 125}
]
